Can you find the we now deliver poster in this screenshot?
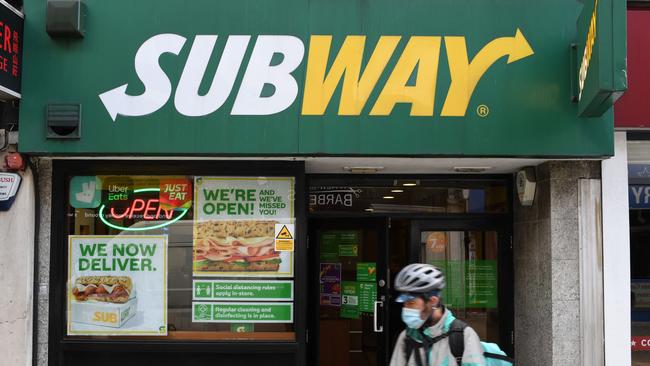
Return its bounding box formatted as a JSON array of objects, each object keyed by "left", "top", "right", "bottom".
[{"left": 67, "top": 235, "right": 167, "bottom": 336}]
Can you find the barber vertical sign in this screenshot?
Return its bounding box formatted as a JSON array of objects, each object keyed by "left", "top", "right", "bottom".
[{"left": 0, "top": 1, "right": 22, "bottom": 99}]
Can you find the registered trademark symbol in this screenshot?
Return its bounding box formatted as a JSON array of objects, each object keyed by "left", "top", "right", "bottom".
[{"left": 477, "top": 105, "right": 489, "bottom": 117}]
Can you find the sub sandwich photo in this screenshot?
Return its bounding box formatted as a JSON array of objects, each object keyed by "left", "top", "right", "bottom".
[
  {"left": 194, "top": 220, "right": 281, "bottom": 272},
  {"left": 71, "top": 275, "right": 133, "bottom": 304}
]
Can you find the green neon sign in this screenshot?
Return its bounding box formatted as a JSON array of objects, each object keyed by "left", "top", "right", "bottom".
[{"left": 98, "top": 188, "right": 189, "bottom": 231}]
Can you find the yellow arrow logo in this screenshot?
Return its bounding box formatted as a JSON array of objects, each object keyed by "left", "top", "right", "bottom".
[{"left": 441, "top": 29, "right": 534, "bottom": 116}]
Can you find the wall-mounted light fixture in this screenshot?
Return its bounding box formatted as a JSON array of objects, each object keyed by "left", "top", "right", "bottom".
[{"left": 516, "top": 166, "right": 537, "bottom": 206}]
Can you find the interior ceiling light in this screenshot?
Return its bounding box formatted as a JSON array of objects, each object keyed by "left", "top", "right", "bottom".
[
  {"left": 343, "top": 166, "right": 385, "bottom": 174},
  {"left": 391, "top": 189, "right": 404, "bottom": 193},
  {"left": 364, "top": 208, "right": 374, "bottom": 212},
  {"left": 395, "top": 179, "right": 420, "bottom": 187},
  {"left": 452, "top": 166, "right": 493, "bottom": 173},
  {"left": 383, "top": 195, "right": 395, "bottom": 199}
]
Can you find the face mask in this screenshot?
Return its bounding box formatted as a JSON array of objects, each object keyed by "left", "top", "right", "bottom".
[{"left": 401, "top": 307, "right": 426, "bottom": 329}]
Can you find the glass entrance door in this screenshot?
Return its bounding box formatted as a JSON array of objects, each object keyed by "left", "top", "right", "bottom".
[
  {"left": 311, "top": 219, "right": 514, "bottom": 365},
  {"left": 394, "top": 221, "right": 513, "bottom": 355},
  {"left": 311, "top": 219, "right": 389, "bottom": 366}
]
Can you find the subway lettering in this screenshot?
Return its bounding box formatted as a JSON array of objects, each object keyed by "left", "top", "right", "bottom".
[
  {"left": 92, "top": 312, "right": 118, "bottom": 324},
  {"left": 99, "top": 31, "right": 533, "bottom": 121}
]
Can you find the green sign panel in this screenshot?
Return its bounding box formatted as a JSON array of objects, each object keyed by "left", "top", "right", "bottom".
[
  {"left": 193, "top": 280, "right": 293, "bottom": 301},
  {"left": 320, "top": 230, "right": 360, "bottom": 261},
  {"left": 20, "top": 0, "right": 617, "bottom": 157},
  {"left": 339, "top": 244, "right": 358, "bottom": 257},
  {"left": 576, "top": 0, "right": 627, "bottom": 117},
  {"left": 430, "top": 260, "right": 498, "bottom": 308},
  {"left": 358, "top": 282, "right": 377, "bottom": 313},
  {"left": 357, "top": 262, "right": 377, "bottom": 282},
  {"left": 340, "top": 281, "right": 360, "bottom": 319},
  {"left": 69, "top": 176, "right": 102, "bottom": 209},
  {"left": 192, "top": 302, "right": 293, "bottom": 323},
  {"left": 320, "top": 232, "right": 339, "bottom": 262}
]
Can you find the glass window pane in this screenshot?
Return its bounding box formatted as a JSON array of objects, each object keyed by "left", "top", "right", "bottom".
[
  {"left": 630, "top": 208, "right": 650, "bottom": 363},
  {"left": 309, "top": 178, "right": 508, "bottom": 214},
  {"left": 420, "top": 230, "right": 499, "bottom": 343},
  {"left": 66, "top": 175, "right": 295, "bottom": 341}
]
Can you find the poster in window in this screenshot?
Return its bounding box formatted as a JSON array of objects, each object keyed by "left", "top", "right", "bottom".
[
  {"left": 319, "top": 263, "right": 341, "bottom": 306},
  {"left": 67, "top": 235, "right": 168, "bottom": 336},
  {"left": 193, "top": 177, "right": 295, "bottom": 277}
]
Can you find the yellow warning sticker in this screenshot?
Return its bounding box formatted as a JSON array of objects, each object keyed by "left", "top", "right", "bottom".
[
  {"left": 276, "top": 225, "right": 293, "bottom": 240},
  {"left": 275, "top": 224, "right": 295, "bottom": 252}
]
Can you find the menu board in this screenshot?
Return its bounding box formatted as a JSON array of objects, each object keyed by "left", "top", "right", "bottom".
[
  {"left": 193, "top": 177, "right": 295, "bottom": 277},
  {"left": 466, "top": 260, "right": 498, "bottom": 308},
  {"left": 358, "top": 282, "right": 377, "bottom": 313},
  {"left": 431, "top": 260, "right": 498, "bottom": 308},
  {"left": 67, "top": 235, "right": 168, "bottom": 336}
]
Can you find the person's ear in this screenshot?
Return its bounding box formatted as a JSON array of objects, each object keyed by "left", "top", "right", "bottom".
[{"left": 429, "top": 295, "right": 439, "bottom": 307}]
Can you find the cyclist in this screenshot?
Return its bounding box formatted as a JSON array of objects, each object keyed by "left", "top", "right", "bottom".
[{"left": 389, "top": 263, "right": 486, "bottom": 366}]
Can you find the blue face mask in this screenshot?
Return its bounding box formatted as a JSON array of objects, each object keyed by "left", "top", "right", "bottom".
[{"left": 401, "top": 307, "right": 426, "bottom": 329}]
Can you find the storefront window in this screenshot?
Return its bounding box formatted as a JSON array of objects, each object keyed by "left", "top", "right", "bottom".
[
  {"left": 65, "top": 175, "right": 296, "bottom": 341},
  {"left": 309, "top": 178, "right": 508, "bottom": 214},
  {"left": 420, "top": 230, "right": 500, "bottom": 341},
  {"left": 629, "top": 164, "right": 650, "bottom": 362}
]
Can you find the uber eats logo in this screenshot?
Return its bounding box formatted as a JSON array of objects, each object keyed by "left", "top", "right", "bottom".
[{"left": 99, "top": 30, "right": 533, "bottom": 121}]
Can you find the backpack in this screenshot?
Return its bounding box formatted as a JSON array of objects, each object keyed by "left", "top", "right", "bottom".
[{"left": 404, "top": 319, "right": 514, "bottom": 366}]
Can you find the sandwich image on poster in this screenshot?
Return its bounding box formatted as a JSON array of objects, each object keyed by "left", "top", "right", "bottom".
[
  {"left": 193, "top": 177, "right": 295, "bottom": 277},
  {"left": 70, "top": 275, "right": 137, "bottom": 328},
  {"left": 67, "top": 235, "right": 167, "bottom": 336},
  {"left": 194, "top": 220, "right": 291, "bottom": 274}
]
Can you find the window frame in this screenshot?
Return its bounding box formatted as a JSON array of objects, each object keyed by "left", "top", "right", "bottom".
[{"left": 48, "top": 160, "right": 307, "bottom": 365}]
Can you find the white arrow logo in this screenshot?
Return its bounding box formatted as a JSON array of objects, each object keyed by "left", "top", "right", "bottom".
[{"left": 99, "top": 34, "right": 187, "bottom": 121}]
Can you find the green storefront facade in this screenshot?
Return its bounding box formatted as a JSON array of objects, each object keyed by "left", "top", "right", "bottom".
[
  {"left": 19, "top": 0, "right": 627, "bottom": 365},
  {"left": 20, "top": 0, "right": 623, "bottom": 157}
]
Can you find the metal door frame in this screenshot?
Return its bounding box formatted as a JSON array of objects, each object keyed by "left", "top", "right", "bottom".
[
  {"left": 308, "top": 217, "right": 390, "bottom": 366},
  {"left": 408, "top": 218, "right": 514, "bottom": 356}
]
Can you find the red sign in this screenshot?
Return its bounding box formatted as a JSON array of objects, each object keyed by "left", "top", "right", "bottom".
[
  {"left": 632, "top": 336, "right": 650, "bottom": 351},
  {"left": 0, "top": 2, "right": 22, "bottom": 99},
  {"left": 109, "top": 198, "right": 174, "bottom": 220},
  {"left": 159, "top": 178, "right": 192, "bottom": 210},
  {"left": 615, "top": 10, "right": 650, "bottom": 129}
]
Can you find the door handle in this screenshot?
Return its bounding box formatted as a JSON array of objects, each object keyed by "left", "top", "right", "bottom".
[{"left": 373, "top": 301, "right": 384, "bottom": 332}]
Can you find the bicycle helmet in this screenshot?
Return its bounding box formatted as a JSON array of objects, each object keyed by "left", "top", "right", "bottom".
[{"left": 394, "top": 263, "right": 445, "bottom": 303}]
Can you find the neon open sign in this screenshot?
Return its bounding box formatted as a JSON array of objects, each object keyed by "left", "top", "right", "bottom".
[{"left": 98, "top": 188, "right": 189, "bottom": 231}]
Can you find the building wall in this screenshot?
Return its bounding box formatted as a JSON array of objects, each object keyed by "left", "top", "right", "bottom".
[
  {"left": 0, "top": 154, "right": 36, "bottom": 366},
  {"left": 514, "top": 161, "right": 601, "bottom": 366},
  {"left": 34, "top": 158, "right": 51, "bottom": 366},
  {"left": 602, "top": 132, "right": 631, "bottom": 365}
]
